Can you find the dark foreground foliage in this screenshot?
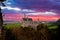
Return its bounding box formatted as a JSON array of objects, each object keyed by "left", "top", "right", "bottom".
[
  {"left": 3, "top": 23, "right": 59, "bottom": 40},
  {"left": 3, "top": 18, "right": 60, "bottom": 40}
]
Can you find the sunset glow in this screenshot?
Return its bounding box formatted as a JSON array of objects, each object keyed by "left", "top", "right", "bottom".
[
  {"left": 3, "top": 14, "right": 60, "bottom": 21},
  {"left": 1, "top": 0, "right": 60, "bottom": 21}
]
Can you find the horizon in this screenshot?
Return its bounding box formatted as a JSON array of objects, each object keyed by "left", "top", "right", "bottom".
[{"left": 3, "top": 13, "right": 60, "bottom": 21}]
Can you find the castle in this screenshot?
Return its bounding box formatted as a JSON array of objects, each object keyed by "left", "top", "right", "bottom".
[{"left": 20, "top": 18, "right": 41, "bottom": 29}]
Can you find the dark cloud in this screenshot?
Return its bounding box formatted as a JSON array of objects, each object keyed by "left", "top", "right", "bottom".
[
  {"left": 14, "top": 0, "right": 60, "bottom": 8},
  {"left": 13, "top": 0, "right": 60, "bottom": 15},
  {"left": 2, "top": 0, "right": 60, "bottom": 15}
]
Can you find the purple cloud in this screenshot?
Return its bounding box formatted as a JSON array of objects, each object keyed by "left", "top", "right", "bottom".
[
  {"left": 1, "top": 0, "right": 60, "bottom": 16},
  {"left": 13, "top": 0, "right": 59, "bottom": 14}
]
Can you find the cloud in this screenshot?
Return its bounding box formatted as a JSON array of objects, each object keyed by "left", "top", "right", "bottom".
[
  {"left": 1, "top": 6, "right": 57, "bottom": 16},
  {"left": 11, "top": 0, "right": 60, "bottom": 16},
  {"left": 6, "top": 2, "right": 12, "bottom": 4},
  {"left": 1, "top": 6, "right": 35, "bottom": 12},
  {"left": 1, "top": 6, "right": 21, "bottom": 11},
  {"left": 22, "top": 9, "right": 35, "bottom": 12},
  {"left": 1, "top": 0, "right": 60, "bottom": 16},
  {"left": 26, "top": 12, "right": 56, "bottom": 15}
]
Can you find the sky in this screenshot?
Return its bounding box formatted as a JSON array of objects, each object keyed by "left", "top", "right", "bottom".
[{"left": 0, "top": 0, "right": 60, "bottom": 21}]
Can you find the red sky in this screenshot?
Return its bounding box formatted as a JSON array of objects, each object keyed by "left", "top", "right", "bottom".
[
  {"left": 2, "top": 0, "right": 60, "bottom": 22},
  {"left": 3, "top": 14, "right": 60, "bottom": 21}
]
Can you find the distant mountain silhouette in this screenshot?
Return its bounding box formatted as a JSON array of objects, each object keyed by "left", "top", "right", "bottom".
[
  {"left": 3, "top": 20, "right": 18, "bottom": 22},
  {"left": 3, "top": 20, "right": 19, "bottom": 24}
]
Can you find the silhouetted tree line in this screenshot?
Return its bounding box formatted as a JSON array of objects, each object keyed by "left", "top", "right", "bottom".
[{"left": 3, "top": 19, "right": 60, "bottom": 40}]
